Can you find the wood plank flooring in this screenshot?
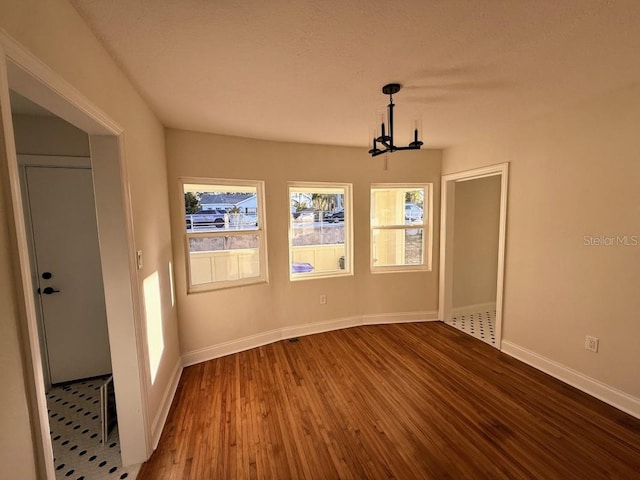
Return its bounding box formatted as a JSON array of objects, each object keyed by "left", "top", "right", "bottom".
[{"left": 138, "top": 322, "right": 640, "bottom": 479}]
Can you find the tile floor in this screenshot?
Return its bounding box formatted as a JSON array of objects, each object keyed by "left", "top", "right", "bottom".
[
  {"left": 447, "top": 309, "right": 497, "bottom": 346},
  {"left": 47, "top": 379, "right": 139, "bottom": 480}
]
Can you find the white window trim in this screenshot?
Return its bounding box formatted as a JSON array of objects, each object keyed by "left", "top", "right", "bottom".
[
  {"left": 370, "top": 183, "right": 433, "bottom": 273},
  {"left": 288, "top": 181, "right": 353, "bottom": 281},
  {"left": 180, "top": 177, "right": 268, "bottom": 292}
]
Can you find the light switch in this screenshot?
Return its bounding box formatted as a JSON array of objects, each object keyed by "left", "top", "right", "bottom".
[{"left": 136, "top": 250, "right": 143, "bottom": 270}]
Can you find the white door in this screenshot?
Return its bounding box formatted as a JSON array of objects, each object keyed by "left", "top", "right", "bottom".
[{"left": 25, "top": 166, "right": 112, "bottom": 384}]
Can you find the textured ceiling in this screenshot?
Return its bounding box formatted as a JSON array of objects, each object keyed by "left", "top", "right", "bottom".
[{"left": 70, "top": 0, "right": 640, "bottom": 148}]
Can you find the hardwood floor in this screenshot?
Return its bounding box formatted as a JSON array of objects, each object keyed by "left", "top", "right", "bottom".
[{"left": 138, "top": 322, "right": 640, "bottom": 479}]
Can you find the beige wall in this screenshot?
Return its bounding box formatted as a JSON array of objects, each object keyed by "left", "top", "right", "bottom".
[
  {"left": 452, "top": 175, "right": 501, "bottom": 308},
  {"left": 444, "top": 83, "right": 640, "bottom": 399},
  {"left": 0, "top": 0, "right": 180, "bottom": 476},
  {"left": 166, "top": 129, "right": 442, "bottom": 356},
  {"left": 12, "top": 114, "right": 90, "bottom": 156}
]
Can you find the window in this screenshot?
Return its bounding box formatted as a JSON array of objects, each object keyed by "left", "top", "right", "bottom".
[
  {"left": 370, "top": 184, "right": 431, "bottom": 272},
  {"left": 182, "top": 179, "right": 267, "bottom": 292},
  {"left": 289, "top": 183, "right": 352, "bottom": 280}
]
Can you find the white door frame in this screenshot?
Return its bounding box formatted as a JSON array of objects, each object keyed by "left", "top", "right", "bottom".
[
  {"left": 0, "top": 32, "right": 151, "bottom": 477},
  {"left": 438, "top": 163, "right": 509, "bottom": 348}
]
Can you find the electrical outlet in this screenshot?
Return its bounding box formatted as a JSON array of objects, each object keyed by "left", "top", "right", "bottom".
[
  {"left": 319, "top": 294, "right": 327, "bottom": 305},
  {"left": 585, "top": 335, "right": 599, "bottom": 353}
]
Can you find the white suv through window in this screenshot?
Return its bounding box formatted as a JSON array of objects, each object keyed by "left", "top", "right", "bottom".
[{"left": 405, "top": 203, "right": 423, "bottom": 222}]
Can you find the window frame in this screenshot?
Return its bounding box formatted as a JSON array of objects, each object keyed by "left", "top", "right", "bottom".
[
  {"left": 180, "top": 177, "right": 268, "bottom": 293},
  {"left": 370, "top": 183, "right": 433, "bottom": 273},
  {"left": 288, "top": 181, "right": 353, "bottom": 281}
]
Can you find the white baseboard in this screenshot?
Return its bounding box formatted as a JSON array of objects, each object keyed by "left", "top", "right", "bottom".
[
  {"left": 151, "top": 358, "right": 183, "bottom": 448},
  {"left": 182, "top": 328, "right": 283, "bottom": 367},
  {"left": 363, "top": 310, "right": 438, "bottom": 324},
  {"left": 502, "top": 340, "right": 640, "bottom": 419},
  {"left": 182, "top": 311, "right": 438, "bottom": 367},
  {"left": 279, "top": 315, "right": 363, "bottom": 341},
  {"left": 451, "top": 302, "right": 496, "bottom": 317}
]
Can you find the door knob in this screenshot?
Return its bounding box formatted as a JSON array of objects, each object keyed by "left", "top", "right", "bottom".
[{"left": 39, "top": 287, "right": 60, "bottom": 295}]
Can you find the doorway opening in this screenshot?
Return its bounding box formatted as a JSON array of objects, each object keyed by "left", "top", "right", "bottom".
[
  {"left": 16, "top": 129, "right": 132, "bottom": 477},
  {"left": 439, "top": 164, "right": 508, "bottom": 348},
  {"left": 0, "top": 43, "right": 150, "bottom": 479}
]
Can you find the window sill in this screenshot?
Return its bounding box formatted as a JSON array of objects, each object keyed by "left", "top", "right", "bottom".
[
  {"left": 187, "top": 277, "right": 268, "bottom": 294},
  {"left": 370, "top": 265, "right": 431, "bottom": 274}
]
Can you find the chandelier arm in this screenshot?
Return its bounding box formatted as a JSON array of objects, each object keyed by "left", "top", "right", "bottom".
[
  {"left": 378, "top": 138, "right": 392, "bottom": 149},
  {"left": 393, "top": 146, "right": 421, "bottom": 151}
]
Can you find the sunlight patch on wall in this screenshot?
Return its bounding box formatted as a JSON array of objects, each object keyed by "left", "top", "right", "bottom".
[
  {"left": 169, "top": 261, "right": 175, "bottom": 308},
  {"left": 143, "top": 271, "right": 164, "bottom": 384}
]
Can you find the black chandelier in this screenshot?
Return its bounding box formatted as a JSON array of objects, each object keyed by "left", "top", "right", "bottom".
[{"left": 369, "top": 83, "right": 423, "bottom": 157}]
